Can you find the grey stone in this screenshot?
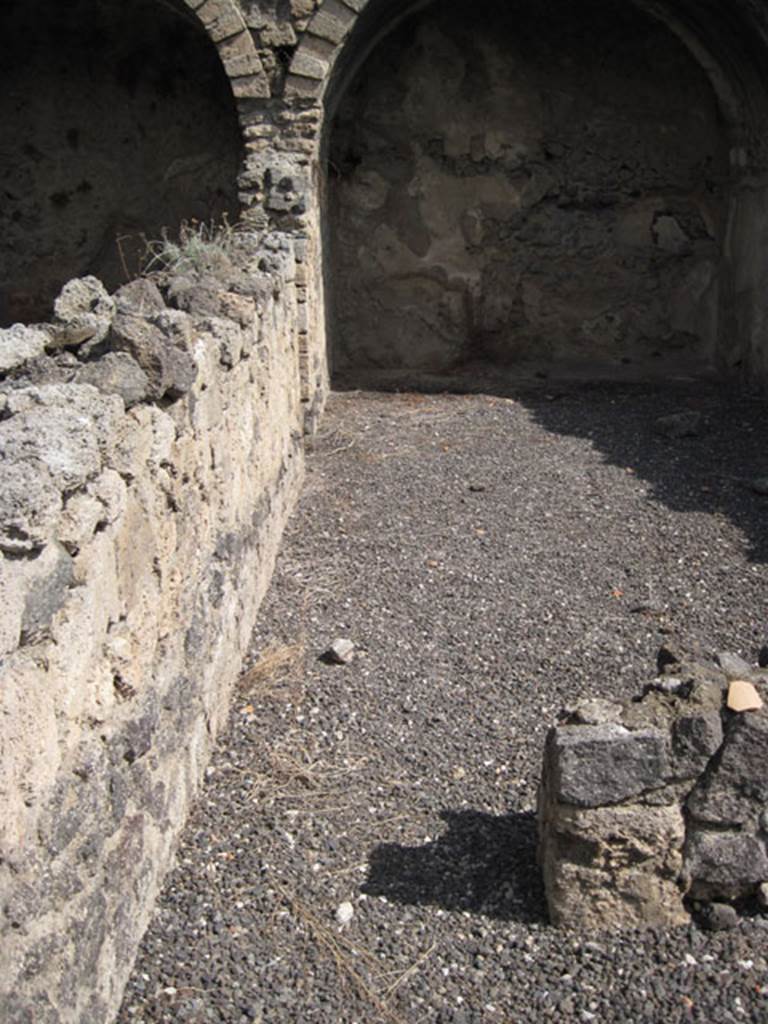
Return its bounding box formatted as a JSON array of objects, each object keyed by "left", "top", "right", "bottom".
[
  {"left": 653, "top": 411, "right": 702, "bottom": 438},
  {"left": 0, "top": 325, "right": 48, "bottom": 375},
  {"left": 113, "top": 278, "right": 166, "bottom": 316},
  {"left": 715, "top": 651, "right": 754, "bottom": 680},
  {"left": 670, "top": 711, "right": 723, "bottom": 778},
  {"left": 544, "top": 723, "right": 668, "bottom": 807},
  {"left": 20, "top": 543, "right": 74, "bottom": 645},
  {"left": 686, "top": 831, "right": 768, "bottom": 900},
  {"left": 564, "top": 698, "right": 624, "bottom": 726},
  {"left": 0, "top": 393, "right": 102, "bottom": 491},
  {"left": 75, "top": 352, "right": 150, "bottom": 408},
  {"left": 686, "top": 708, "right": 768, "bottom": 828},
  {"left": 699, "top": 901, "right": 739, "bottom": 931},
  {"left": 50, "top": 276, "right": 115, "bottom": 349},
  {"left": 324, "top": 637, "right": 355, "bottom": 664},
  {"left": 109, "top": 312, "right": 197, "bottom": 401},
  {"left": 758, "top": 882, "right": 768, "bottom": 909},
  {"left": 0, "top": 460, "right": 61, "bottom": 554},
  {"left": 752, "top": 477, "right": 768, "bottom": 496}
]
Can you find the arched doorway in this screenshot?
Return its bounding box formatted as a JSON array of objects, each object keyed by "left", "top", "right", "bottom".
[
  {"left": 0, "top": 0, "right": 244, "bottom": 326},
  {"left": 324, "top": 0, "right": 734, "bottom": 382}
]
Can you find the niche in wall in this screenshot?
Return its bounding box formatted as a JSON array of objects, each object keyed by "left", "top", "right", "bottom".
[
  {"left": 0, "top": 0, "right": 243, "bottom": 326},
  {"left": 326, "top": 0, "right": 730, "bottom": 378}
]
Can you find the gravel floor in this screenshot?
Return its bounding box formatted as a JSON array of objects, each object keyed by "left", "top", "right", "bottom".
[{"left": 118, "top": 379, "right": 768, "bottom": 1024}]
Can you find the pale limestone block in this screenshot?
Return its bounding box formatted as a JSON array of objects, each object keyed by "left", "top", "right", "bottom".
[
  {"left": 541, "top": 802, "right": 688, "bottom": 930},
  {"left": 0, "top": 555, "right": 25, "bottom": 655},
  {"left": 0, "top": 650, "right": 61, "bottom": 861}
]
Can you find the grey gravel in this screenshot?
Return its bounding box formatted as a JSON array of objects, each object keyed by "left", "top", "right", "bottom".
[{"left": 119, "top": 381, "right": 768, "bottom": 1024}]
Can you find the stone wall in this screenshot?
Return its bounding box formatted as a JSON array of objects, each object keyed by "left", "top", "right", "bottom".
[
  {"left": 538, "top": 646, "right": 768, "bottom": 931},
  {"left": 326, "top": 0, "right": 728, "bottom": 375},
  {"left": 0, "top": 235, "right": 306, "bottom": 1023}
]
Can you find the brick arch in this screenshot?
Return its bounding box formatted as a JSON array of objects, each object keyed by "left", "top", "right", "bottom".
[
  {"left": 285, "top": 0, "right": 764, "bottom": 151},
  {"left": 183, "top": 0, "right": 269, "bottom": 98},
  {"left": 285, "top": 0, "right": 365, "bottom": 101}
]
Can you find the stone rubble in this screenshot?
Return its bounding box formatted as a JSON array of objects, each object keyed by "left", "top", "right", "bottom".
[{"left": 539, "top": 646, "right": 768, "bottom": 930}]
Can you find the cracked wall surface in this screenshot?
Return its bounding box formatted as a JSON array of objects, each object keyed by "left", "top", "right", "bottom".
[{"left": 326, "top": 0, "right": 728, "bottom": 374}]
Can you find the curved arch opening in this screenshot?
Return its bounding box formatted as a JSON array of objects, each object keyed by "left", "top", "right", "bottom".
[
  {"left": 0, "top": 0, "right": 244, "bottom": 326},
  {"left": 323, "top": 0, "right": 768, "bottom": 385}
]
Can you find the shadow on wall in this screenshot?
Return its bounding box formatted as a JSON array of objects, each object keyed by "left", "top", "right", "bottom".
[
  {"left": 0, "top": 0, "right": 243, "bottom": 326},
  {"left": 362, "top": 809, "right": 547, "bottom": 924},
  {"left": 326, "top": 0, "right": 730, "bottom": 378}
]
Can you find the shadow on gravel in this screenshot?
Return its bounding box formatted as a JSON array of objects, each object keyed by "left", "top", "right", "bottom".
[
  {"left": 518, "top": 382, "right": 768, "bottom": 566},
  {"left": 361, "top": 809, "right": 547, "bottom": 923},
  {"left": 334, "top": 369, "right": 768, "bottom": 565}
]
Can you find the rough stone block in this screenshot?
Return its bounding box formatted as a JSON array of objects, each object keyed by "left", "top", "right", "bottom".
[
  {"left": 75, "top": 353, "right": 151, "bottom": 409},
  {"left": 670, "top": 710, "right": 723, "bottom": 778},
  {"left": 109, "top": 313, "right": 197, "bottom": 401},
  {"left": 51, "top": 277, "right": 116, "bottom": 349},
  {"left": 540, "top": 802, "right": 687, "bottom": 929},
  {"left": 0, "top": 325, "right": 48, "bottom": 375},
  {"left": 545, "top": 723, "right": 669, "bottom": 807},
  {"left": 0, "top": 460, "right": 62, "bottom": 555},
  {"left": 686, "top": 708, "right": 768, "bottom": 828},
  {"left": 685, "top": 830, "right": 768, "bottom": 900}
]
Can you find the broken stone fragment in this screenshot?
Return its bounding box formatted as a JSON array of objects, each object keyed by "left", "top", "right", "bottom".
[
  {"left": 698, "top": 901, "right": 739, "bottom": 931},
  {"left": 544, "top": 723, "right": 668, "bottom": 807},
  {"left": 113, "top": 278, "right": 166, "bottom": 317},
  {"left": 48, "top": 276, "right": 116, "bottom": 349},
  {"left": 686, "top": 707, "right": 768, "bottom": 830},
  {"left": 726, "top": 679, "right": 763, "bottom": 712},
  {"left": 670, "top": 711, "right": 723, "bottom": 779},
  {"left": 0, "top": 324, "right": 48, "bottom": 375},
  {"left": 324, "top": 638, "right": 355, "bottom": 664},
  {"left": 685, "top": 831, "right": 768, "bottom": 901},
  {"left": 109, "top": 311, "right": 197, "bottom": 401},
  {"left": 716, "top": 651, "right": 755, "bottom": 681},
  {"left": 563, "top": 697, "right": 623, "bottom": 726},
  {"left": 75, "top": 352, "right": 151, "bottom": 409}
]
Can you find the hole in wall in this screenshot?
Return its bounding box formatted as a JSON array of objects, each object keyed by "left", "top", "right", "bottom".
[
  {"left": 0, "top": 0, "right": 243, "bottom": 326},
  {"left": 325, "top": 0, "right": 734, "bottom": 385}
]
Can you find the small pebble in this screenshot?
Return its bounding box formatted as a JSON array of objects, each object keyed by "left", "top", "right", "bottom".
[
  {"left": 323, "top": 638, "right": 355, "bottom": 664},
  {"left": 335, "top": 901, "right": 354, "bottom": 927}
]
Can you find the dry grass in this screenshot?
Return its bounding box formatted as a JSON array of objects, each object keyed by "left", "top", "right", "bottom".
[
  {"left": 274, "top": 883, "right": 418, "bottom": 1024},
  {"left": 248, "top": 735, "right": 369, "bottom": 810},
  {"left": 237, "top": 640, "right": 305, "bottom": 701}
]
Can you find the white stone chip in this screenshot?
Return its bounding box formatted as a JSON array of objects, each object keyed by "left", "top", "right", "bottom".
[
  {"left": 335, "top": 901, "right": 354, "bottom": 927},
  {"left": 326, "top": 638, "right": 355, "bottom": 664}
]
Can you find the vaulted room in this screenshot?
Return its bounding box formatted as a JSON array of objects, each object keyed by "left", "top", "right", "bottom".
[{"left": 323, "top": 0, "right": 768, "bottom": 388}]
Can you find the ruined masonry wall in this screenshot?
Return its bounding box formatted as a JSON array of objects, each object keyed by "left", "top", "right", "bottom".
[{"left": 0, "top": 240, "right": 306, "bottom": 1024}]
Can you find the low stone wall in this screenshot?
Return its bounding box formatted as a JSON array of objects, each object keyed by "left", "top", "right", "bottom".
[
  {"left": 538, "top": 645, "right": 768, "bottom": 931},
  {"left": 0, "top": 234, "right": 308, "bottom": 1023}
]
